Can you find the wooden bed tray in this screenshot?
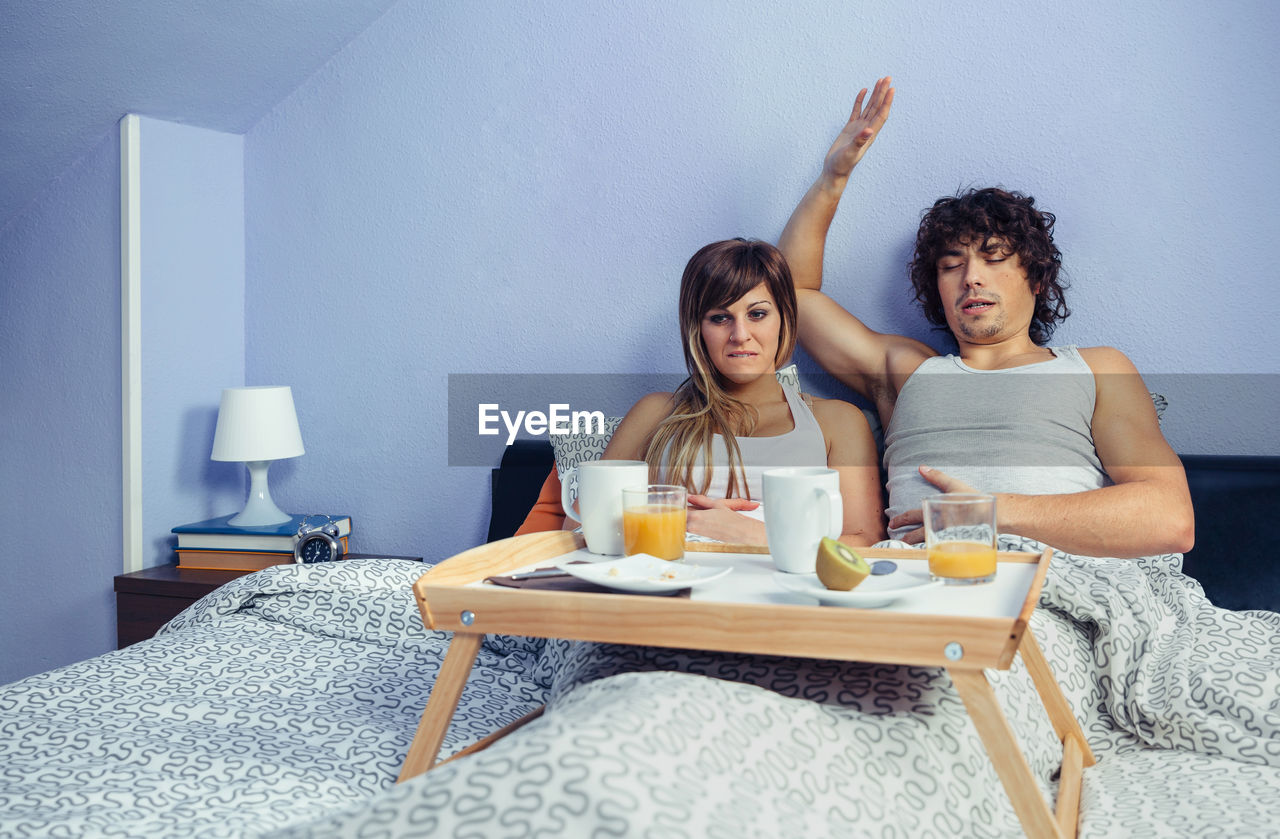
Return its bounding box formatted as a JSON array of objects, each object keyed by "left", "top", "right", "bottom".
[{"left": 398, "top": 531, "right": 1094, "bottom": 839}]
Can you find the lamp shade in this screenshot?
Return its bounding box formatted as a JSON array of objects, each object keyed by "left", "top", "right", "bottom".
[{"left": 211, "top": 386, "right": 305, "bottom": 462}]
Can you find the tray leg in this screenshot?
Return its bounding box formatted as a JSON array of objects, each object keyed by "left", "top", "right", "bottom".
[
  {"left": 434, "top": 705, "right": 547, "bottom": 768},
  {"left": 1018, "top": 630, "right": 1097, "bottom": 767},
  {"left": 1055, "top": 730, "right": 1086, "bottom": 839},
  {"left": 397, "top": 631, "right": 484, "bottom": 782},
  {"left": 949, "top": 666, "right": 1064, "bottom": 839}
]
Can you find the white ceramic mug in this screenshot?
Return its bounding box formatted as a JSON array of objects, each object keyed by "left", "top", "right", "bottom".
[
  {"left": 560, "top": 459, "right": 650, "bottom": 555},
  {"left": 762, "top": 466, "right": 843, "bottom": 574}
]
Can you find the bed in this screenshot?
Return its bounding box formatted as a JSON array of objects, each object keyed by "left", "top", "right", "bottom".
[
  {"left": 0, "top": 560, "right": 549, "bottom": 837},
  {"left": 256, "top": 528, "right": 1280, "bottom": 839},
  {"left": 1, "top": 447, "right": 1277, "bottom": 838}
]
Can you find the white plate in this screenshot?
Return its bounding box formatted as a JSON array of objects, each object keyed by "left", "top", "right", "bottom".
[
  {"left": 557, "top": 554, "right": 732, "bottom": 594},
  {"left": 774, "top": 570, "right": 942, "bottom": 607}
]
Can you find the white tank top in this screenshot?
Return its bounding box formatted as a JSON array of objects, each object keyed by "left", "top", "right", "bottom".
[
  {"left": 883, "top": 346, "right": 1109, "bottom": 539},
  {"left": 659, "top": 382, "right": 828, "bottom": 502}
]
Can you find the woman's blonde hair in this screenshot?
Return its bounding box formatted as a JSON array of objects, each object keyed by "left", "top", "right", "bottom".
[{"left": 642, "top": 238, "right": 797, "bottom": 499}]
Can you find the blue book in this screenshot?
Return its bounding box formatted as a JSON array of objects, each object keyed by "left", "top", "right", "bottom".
[{"left": 173, "top": 513, "right": 351, "bottom": 551}]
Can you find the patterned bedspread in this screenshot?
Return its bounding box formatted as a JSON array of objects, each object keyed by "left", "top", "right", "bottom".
[
  {"left": 266, "top": 539, "right": 1280, "bottom": 839},
  {"left": 0, "top": 559, "right": 548, "bottom": 839},
  {"left": 3, "top": 546, "right": 1278, "bottom": 838}
]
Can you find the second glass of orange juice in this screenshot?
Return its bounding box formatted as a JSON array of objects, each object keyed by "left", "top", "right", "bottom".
[
  {"left": 621, "top": 485, "right": 687, "bottom": 560},
  {"left": 922, "top": 494, "right": 998, "bottom": 584}
]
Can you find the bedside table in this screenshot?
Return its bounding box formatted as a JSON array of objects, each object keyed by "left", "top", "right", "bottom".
[{"left": 113, "top": 554, "right": 424, "bottom": 648}]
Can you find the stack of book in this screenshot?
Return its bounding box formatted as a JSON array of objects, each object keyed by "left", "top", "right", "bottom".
[{"left": 172, "top": 514, "right": 353, "bottom": 571}]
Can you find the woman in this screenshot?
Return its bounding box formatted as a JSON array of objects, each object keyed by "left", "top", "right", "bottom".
[{"left": 601, "top": 238, "right": 884, "bottom": 547}]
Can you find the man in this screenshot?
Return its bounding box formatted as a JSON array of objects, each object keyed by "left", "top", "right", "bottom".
[{"left": 780, "top": 78, "right": 1193, "bottom": 558}]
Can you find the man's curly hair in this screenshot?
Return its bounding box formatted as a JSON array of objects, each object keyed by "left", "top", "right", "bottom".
[{"left": 908, "top": 187, "right": 1069, "bottom": 345}]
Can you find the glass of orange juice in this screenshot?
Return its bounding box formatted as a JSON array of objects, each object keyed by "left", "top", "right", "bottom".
[
  {"left": 621, "top": 485, "right": 687, "bottom": 561},
  {"left": 922, "top": 494, "right": 998, "bottom": 585}
]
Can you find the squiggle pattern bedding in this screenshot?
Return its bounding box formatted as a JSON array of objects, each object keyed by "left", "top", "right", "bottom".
[
  {"left": 0, "top": 560, "right": 549, "bottom": 839},
  {"left": 270, "top": 539, "right": 1280, "bottom": 839}
]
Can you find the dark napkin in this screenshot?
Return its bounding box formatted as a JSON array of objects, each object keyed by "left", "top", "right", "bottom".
[{"left": 484, "top": 563, "right": 691, "bottom": 597}]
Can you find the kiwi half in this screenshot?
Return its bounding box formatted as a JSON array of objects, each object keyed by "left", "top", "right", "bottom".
[{"left": 815, "top": 537, "right": 871, "bottom": 591}]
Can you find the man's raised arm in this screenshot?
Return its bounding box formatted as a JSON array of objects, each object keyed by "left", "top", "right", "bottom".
[
  {"left": 777, "top": 80, "right": 931, "bottom": 420},
  {"left": 779, "top": 77, "right": 894, "bottom": 293}
]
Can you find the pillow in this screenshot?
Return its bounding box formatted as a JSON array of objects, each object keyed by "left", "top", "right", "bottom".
[
  {"left": 774, "top": 362, "right": 801, "bottom": 391},
  {"left": 551, "top": 416, "right": 623, "bottom": 512},
  {"left": 1150, "top": 392, "right": 1167, "bottom": 426},
  {"left": 550, "top": 416, "right": 623, "bottom": 479}
]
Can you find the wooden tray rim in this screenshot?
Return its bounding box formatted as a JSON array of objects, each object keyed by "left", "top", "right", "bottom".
[{"left": 411, "top": 532, "right": 1052, "bottom": 670}]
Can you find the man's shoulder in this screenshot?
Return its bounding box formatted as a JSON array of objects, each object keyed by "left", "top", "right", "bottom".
[
  {"left": 886, "top": 339, "right": 937, "bottom": 364},
  {"left": 882, "top": 341, "right": 936, "bottom": 387},
  {"left": 1074, "top": 345, "right": 1139, "bottom": 375}
]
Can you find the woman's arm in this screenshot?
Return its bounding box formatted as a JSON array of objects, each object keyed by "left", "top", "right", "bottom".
[
  {"left": 606, "top": 391, "right": 775, "bottom": 544},
  {"left": 601, "top": 391, "right": 674, "bottom": 461},
  {"left": 685, "top": 396, "right": 886, "bottom": 548},
  {"left": 811, "top": 396, "right": 886, "bottom": 547},
  {"left": 516, "top": 468, "right": 567, "bottom": 534},
  {"left": 686, "top": 497, "right": 768, "bottom": 545}
]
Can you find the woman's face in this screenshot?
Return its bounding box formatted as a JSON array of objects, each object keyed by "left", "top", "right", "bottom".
[{"left": 698, "top": 282, "right": 781, "bottom": 385}]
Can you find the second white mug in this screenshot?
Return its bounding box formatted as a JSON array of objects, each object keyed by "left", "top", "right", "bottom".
[
  {"left": 560, "top": 459, "right": 650, "bottom": 555},
  {"left": 762, "top": 466, "right": 843, "bottom": 574}
]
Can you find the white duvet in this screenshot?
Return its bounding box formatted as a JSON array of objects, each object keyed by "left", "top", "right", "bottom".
[
  {"left": 0, "top": 560, "right": 546, "bottom": 838},
  {"left": 3, "top": 544, "right": 1277, "bottom": 838},
  {"left": 272, "top": 537, "right": 1280, "bottom": 839}
]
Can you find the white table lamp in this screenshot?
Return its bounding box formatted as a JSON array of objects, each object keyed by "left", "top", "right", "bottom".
[{"left": 211, "top": 386, "right": 306, "bottom": 526}]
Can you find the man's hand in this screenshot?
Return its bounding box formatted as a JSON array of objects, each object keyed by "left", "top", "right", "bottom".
[
  {"left": 777, "top": 76, "right": 895, "bottom": 297},
  {"left": 887, "top": 465, "right": 978, "bottom": 544},
  {"left": 886, "top": 349, "right": 1193, "bottom": 558},
  {"left": 822, "top": 76, "right": 895, "bottom": 182},
  {"left": 686, "top": 495, "right": 766, "bottom": 545}
]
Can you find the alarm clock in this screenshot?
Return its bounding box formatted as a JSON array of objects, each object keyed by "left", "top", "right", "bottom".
[{"left": 293, "top": 515, "right": 346, "bottom": 564}]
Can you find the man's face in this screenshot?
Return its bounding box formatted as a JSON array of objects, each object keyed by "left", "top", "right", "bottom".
[{"left": 935, "top": 238, "right": 1038, "bottom": 345}]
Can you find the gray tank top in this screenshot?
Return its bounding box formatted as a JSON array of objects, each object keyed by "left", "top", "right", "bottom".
[
  {"left": 883, "top": 346, "right": 1108, "bottom": 539},
  {"left": 659, "top": 382, "right": 828, "bottom": 501}
]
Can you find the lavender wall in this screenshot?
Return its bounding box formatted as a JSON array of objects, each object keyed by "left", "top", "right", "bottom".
[
  {"left": 245, "top": 0, "right": 1280, "bottom": 564},
  {"left": 136, "top": 118, "right": 246, "bottom": 568},
  {"left": 3, "top": 0, "right": 1277, "bottom": 682},
  {"left": 0, "top": 130, "right": 120, "bottom": 683},
  {"left": 0, "top": 119, "right": 244, "bottom": 684}
]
